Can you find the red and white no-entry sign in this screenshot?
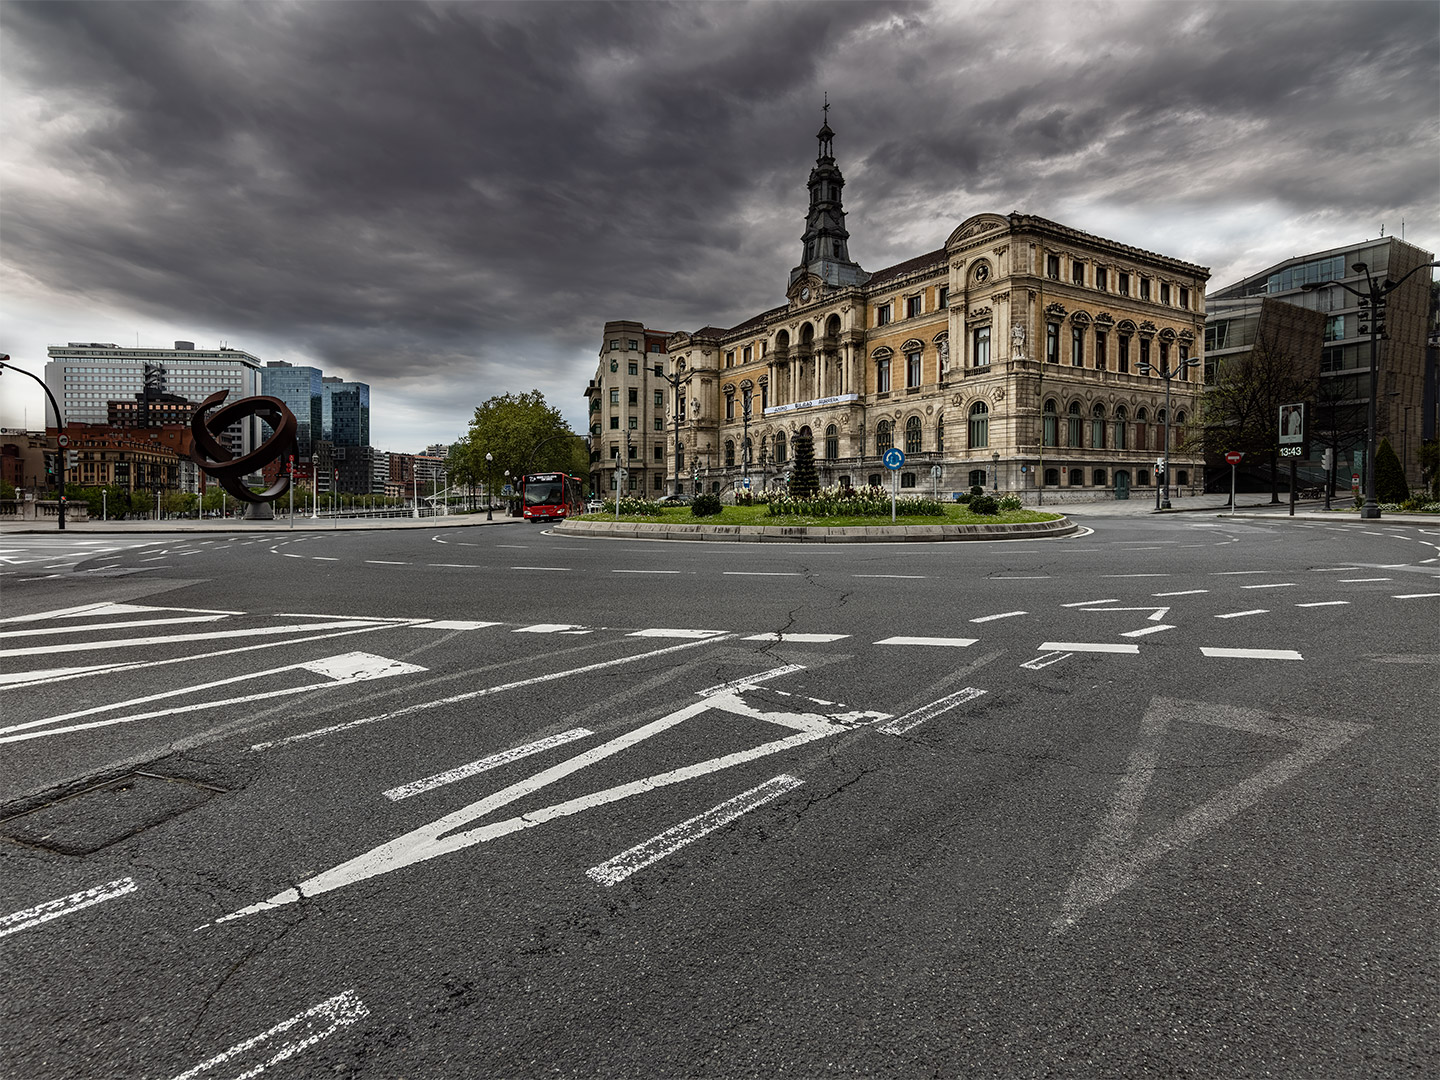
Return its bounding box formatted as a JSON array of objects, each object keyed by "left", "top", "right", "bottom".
[{"left": 1225, "top": 451, "right": 1243, "bottom": 465}]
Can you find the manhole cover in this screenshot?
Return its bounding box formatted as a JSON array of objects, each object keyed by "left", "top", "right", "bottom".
[{"left": 0, "top": 772, "right": 225, "bottom": 855}]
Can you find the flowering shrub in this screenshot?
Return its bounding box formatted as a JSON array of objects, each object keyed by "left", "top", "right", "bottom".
[
  {"left": 998, "top": 494, "right": 1022, "bottom": 511},
  {"left": 766, "top": 484, "right": 946, "bottom": 518},
  {"left": 598, "top": 496, "right": 665, "bottom": 516}
]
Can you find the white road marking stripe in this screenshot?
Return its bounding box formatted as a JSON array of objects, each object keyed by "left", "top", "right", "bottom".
[
  {"left": 1121, "top": 625, "right": 1176, "bottom": 637},
  {"left": 1340, "top": 578, "right": 1390, "bottom": 583},
  {"left": 874, "top": 636, "right": 978, "bottom": 647},
  {"left": 992, "top": 575, "right": 1049, "bottom": 580},
  {"left": 0, "top": 653, "right": 425, "bottom": 744},
  {"left": 1101, "top": 573, "right": 1169, "bottom": 578},
  {"left": 1296, "top": 601, "right": 1350, "bottom": 608},
  {"left": 1394, "top": 592, "right": 1440, "bottom": 599},
  {"left": 0, "top": 619, "right": 402, "bottom": 659},
  {"left": 514, "top": 623, "right": 589, "bottom": 634},
  {"left": 877, "top": 687, "right": 987, "bottom": 735},
  {"left": 418, "top": 620, "right": 499, "bottom": 630},
  {"left": 0, "top": 614, "right": 229, "bottom": 640},
  {"left": 1200, "top": 647, "right": 1304, "bottom": 660},
  {"left": 629, "top": 628, "right": 728, "bottom": 638},
  {"left": 311, "top": 556, "right": 339, "bottom": 561},
  {"left": 970, "top": 610, "right": 1027, "bottom": 622},
  {"left": 696, "top": 665, "right": 808, "bottom": 697},
  {"left": 1038, "top": 642, "right": 1140, "bottom": 654},
  {"left": 725, "top": 571, "right": 802, "bottom": 577},
  {"left": 1309, "top": 567, "right": 1362, "bottom": 571},
  {"left": 251, "top": 635, "right": 734, "bottom": 750},
  {"left": 384, "top": 728, "right": 594, "bottom": 801},
  {"left": 1241, "top": 583, "right": 1296, "bottom": 589},
  {"left": 853, "top": 574, "right": 926, "bottom": 579},
  {"left": 511, "top": 566, "right": 571, "bottom": 571},
  {"left": 1215, "top": 609, "right": 1268, "bottom": 619},
  {"left": 428, "top": 563, "right": 479, "bottom": 568},
  {"left": 1211, "top": 570, "right": 1272, "bottom": 575},
  {"left": 1062, "top": 599, "right": 1116, "bottom": 607},
  {"left": 586, "top": 775, "right": 804, "bottom": 886},
  {"left": 365, "top": 560, "right": 406, "bottom": 565},
  {"left": 282, "top": 553, "right": 304, "bottom": 559},
  {"left": 742, "top": 632, "right": 849, "bottom": 642},
  {"left": 613, "top": 569, "right": 681, "bottom": 574},
  {"left": 0, "top": 877, "right": 137, "bottom": 938},
  {"left": 1153, "top": 589, "right": 1208, "bottom": 596},
  {"left": 167, "top": 990, "right": 369, "bottom": 1080},
  {"left": 1021, "top": 651, "right": 1071, "bottom": 670}
]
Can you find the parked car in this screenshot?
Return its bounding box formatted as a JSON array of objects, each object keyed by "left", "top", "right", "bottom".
[{"left": 656, "top": 493, "right": 694, "bottom": 506}]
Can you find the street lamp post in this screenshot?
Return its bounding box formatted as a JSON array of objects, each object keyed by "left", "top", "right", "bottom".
[
  {"left": 1305, "top": 259, "right": 1439, "bottom": 519},
  {"left": 485, "top": 452, "right": 494, "bottom": 520},
  {"left": 740, "top": 391, "right": 753, "bottom": 494},
  {"left": 1138, "top": 354, "right": 1201, "bottom": 509},
  {"left": 0, "top": 354, "right": 67, "bottom": 529},
  {"left": 992, "top": 451, "right": 1000, "bottom": 493}
]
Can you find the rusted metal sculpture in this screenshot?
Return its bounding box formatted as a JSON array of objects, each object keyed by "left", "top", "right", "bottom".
[{"left": 190, "top": 392, "right": 299, "bottom": 520}]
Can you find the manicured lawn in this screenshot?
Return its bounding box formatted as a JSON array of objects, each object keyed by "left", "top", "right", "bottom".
[{"left": 580, "top": 505, "right": 1063, "bottom": 527}]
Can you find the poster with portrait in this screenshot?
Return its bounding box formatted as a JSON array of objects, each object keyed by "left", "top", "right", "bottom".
[{"left": 1278, "top": 402, "right": 1310, "bottom": 460}]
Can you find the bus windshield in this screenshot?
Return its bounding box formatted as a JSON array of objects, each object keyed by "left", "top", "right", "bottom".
[{"left": 524, "top": 479, "right": 563, "bottom": 507}]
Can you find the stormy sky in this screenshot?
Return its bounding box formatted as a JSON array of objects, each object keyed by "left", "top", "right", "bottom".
[{"left": 2, "top": 0, "right": 1436, "bottom": 452}]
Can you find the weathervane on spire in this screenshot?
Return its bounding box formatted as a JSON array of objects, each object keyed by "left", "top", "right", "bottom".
[{"left": 823, "top": 92, "right": 829, "bottom": 124}]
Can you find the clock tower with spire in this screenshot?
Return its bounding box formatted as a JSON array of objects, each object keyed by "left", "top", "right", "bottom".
[{"left": 788, "top": 100, "right": 869, "bottom": 298}]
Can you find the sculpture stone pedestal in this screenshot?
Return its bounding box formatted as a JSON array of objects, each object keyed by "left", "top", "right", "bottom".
[{"left": 243, "top": 502, "right": 275, "bottom": 521}]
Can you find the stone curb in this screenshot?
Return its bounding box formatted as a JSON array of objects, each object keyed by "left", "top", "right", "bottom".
[{"left": 553, "top": 516, "right": 1078, "bottom": 543}]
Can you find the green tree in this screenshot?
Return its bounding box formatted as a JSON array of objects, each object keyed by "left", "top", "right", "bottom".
[
  {"left": 1200, "top": 328, "right": 1309, "bottom": 502},
  {"left": 1418, "top": 439, "right": 1439, "bottom": 501},
  {"left": 1374, "top": 438, "right": 1409, "bottom": 503},
  {"left": 789, "top": 430, "right": 819, "bottom": 498},
  {"left": 465, "top": 390, "right": 584, "bottom": 489}
]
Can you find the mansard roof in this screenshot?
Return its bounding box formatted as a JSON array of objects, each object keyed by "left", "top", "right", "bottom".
[{"left": 864, "top": 248, "right": 946, "bottom": 289}]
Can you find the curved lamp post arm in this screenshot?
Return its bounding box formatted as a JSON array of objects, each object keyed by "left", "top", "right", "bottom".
[{"left": 0, "top": 355, "right": 66, "bottom": 529}]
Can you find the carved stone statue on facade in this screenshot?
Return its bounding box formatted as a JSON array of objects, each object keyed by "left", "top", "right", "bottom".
[
  {"left": 938, "top": 337, "right": 950, "bottom": 374},
  {"left": 1011, "top": 324, "right": 1027, "bottom": 360}
]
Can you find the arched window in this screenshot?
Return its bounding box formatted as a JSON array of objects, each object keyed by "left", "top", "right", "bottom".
[
  {"left": 1069, "top": 468, "right": 1084, "bottom": 486},
  {"left": 905, "top": 416, "right": 922, "bottom": 454},
  {"left": 900, "top": 472, "right": 917, "bottom": 488},
  {"left": 968, "top": 401, "right": 989, "bottom": 449},
  {"left": 824, "top": 424, "right": 838, "bottom": 460},
  {"left": 875, "top": 420, "right": 892, "bottom": 455},
  {"left": 937, "top": 417, "right": 945, "bottom": 454},
  {"left": 1091, "top": 403, "right": 1106, "bottom": 449},
  {"left": 775, "top": 430, "right": 787, "bottom": 463},
  {"left": 867, "top": 473, "right": 882, "bottom": 487},
  {"left": 1136, "top": 406, "right": 1148, "bottom": 451},
  {"left": 1043, "top": 398, "right": 1058, "bottom": 447},
  {"left": 1067, "top": 402, "right": 1082, "bottom": 448},
  {"left": 1113, "top": 405, "right": 1128, "bottom": 450},
  {"left": 1044, "top": 467, "right": 1060, "bottom": 486},
  {"left": 1177, "top": 469, "right": 1189, "bottom": 486},
  {"left": 1174, "top": 410, "right": 1187, "bottom": 448},
  {"left": 875, "top": 353, "right": 892, "bottom": 393},
  {"left": 724, "top": 440, "right": 735, "bottom": 467},
  {"left": 1094, "top": 468, "right": 1107, "bottom": 488},
  {"left": 968, "top": 468, "right": 988, "bottom": 488}
]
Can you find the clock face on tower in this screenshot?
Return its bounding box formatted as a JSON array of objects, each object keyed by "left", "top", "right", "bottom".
[{"left": 800, "top": 286, "right": 811, "bottom": 302}]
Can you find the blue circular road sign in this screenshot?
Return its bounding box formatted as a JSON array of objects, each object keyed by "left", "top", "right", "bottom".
[{"left": 883, "top": 448, "right": 905, "bottom": 470}]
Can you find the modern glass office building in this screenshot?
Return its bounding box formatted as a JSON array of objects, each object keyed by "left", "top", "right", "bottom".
[
  {"left": 260, "top": 361, "right": 324, "bottom": 459},
  {"left": 322, "top": 377, "right": 371, "bottom": 448}
]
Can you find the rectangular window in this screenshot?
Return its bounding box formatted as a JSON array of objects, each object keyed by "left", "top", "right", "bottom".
[
  {"left": 1072, "top": 261, "right": 1085, "bottom": 284},
  {"left": 1046, "top": 254, "right": 1061, "bottom": 279},
  {"left": 1072, "top": 326, "right": 1084, "bottom": 366},
  {"left": 610, "top": 389, "right": 620, "bottom": 405},
  {"left": 654, "top": 445, "right": 663, "bottom": 460},
  {"left": 1095, "top": 331, "right": 1108, "bottom": 370},
  {"left": 906, "top": 350, "right": 922, "bottom": 388},
  {"left": 1139, "top": 337, "right": 1151, "bottom": 370},
  {"left": 654, "top": 363, "right": 663, "bottom": 376},
  {"left": 628, "top": 442, "right": 637, "bottom": 457},
  {"left": 760, "top": 386, "right": 768, "bottom": 410},
  {"left": 609, "top": 340, "right": 620, "bottom": 350},
  {"left": 1179, "top": 287, "right": 1190, "bottom": 310},
  {"left": 628, "top": 389, "right": 638, "bottom": 405},
  {"left": 628, "top": 362, "right": 637, "bottom": 375},
  {"left": 609, "top": 416, "right": 619, "bottom": 430},
  {"left": 676, "top": 449, "right": 684, "bottom": 471},
  {"left": 876, "top": 358, "right": 891, "bottom": 392},
  {"left": 1119, "top": 273, "right": 1131, "bottom": 297},
  {"left": 654, "top": 390, "right": 663, "bottom": 407},
  {"left": 628, "top": 416, "right": 638, "bottom": 430},
  {"left": 973, "top": 326, "right": 990, "bottom": 367},
  {"left": 628, "top": 340, "right": 638, "bottom": 351},
  {"left": 1096, "top": 267, "right": 1108, "bottom": 291},
  {"left": 725, "top": 351, "right": 735, "bottom": 367},
  {"left": 1160, "top": 283, "right": 1171, "bottom": 305},
  {"left": 1119, "top": 336, "right": 1130, "bottom": 374},
  {"left": 905, "top": 295, "right": 922, "bottom": 319},
  {"left": 1046, "top": 323, "right": 1060, "bottom": 364},
  {"left": 742, "top": 346, "right": 752, "bottom": 363},
  {"left": 725, "top": 397, "right": 735, "bottom": 419},
  {"left": 1140, "top": 278, "right": 1151, "bottom": 301},
  {"left": 876, "top": 302, "right": 893, "bottom": 326},
  {"left": 654, "top": 417, "right": 662, "bottom": 430},
  {"left": 937, "top": 285, "right": 949, "bottom": 308}
]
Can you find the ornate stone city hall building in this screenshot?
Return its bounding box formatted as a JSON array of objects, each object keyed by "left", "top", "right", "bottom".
[{"left": 660, "top": 120, "right": 1210, "bottom": 501}]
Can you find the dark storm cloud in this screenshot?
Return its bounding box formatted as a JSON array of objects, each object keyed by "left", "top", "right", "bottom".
[{"left": 2, "top": 1, "right": 1436, "bottom": 447}]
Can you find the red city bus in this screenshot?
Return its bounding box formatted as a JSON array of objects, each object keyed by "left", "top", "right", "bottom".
[{"left": 520, "top": 472, "right": 585, "bottom": 522}]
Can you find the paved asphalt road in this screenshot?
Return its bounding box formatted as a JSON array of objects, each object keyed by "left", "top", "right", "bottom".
[{"left": 1, "top": 513, "right": 1436, "bottom": 1079}]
